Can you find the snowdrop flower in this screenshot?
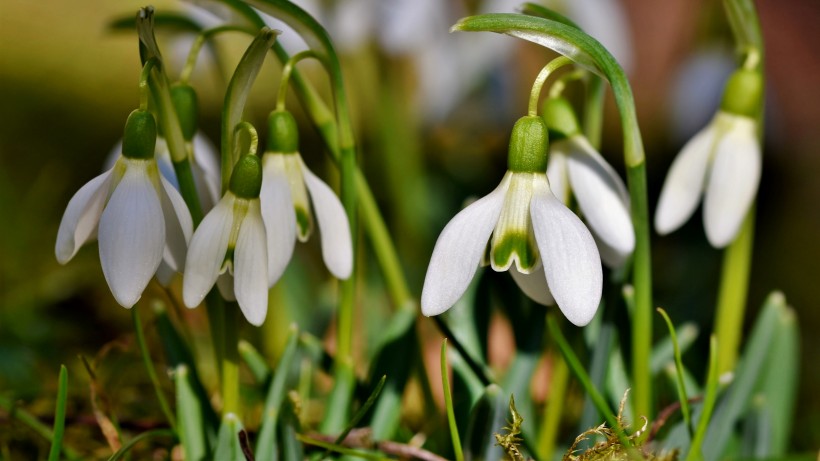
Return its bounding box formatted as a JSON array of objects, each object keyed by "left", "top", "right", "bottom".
[
  {"left": 422, "top": 115, "right": 602, "bottom": 326},
  {"left": 542, "top": 97, "right": 634, "bottom": 268},
  {"left": 183, "top": 154, "right": 269, "bottom": 326},
  {"left": 655, "top": 68, "right": 763, "bottom": 248},
  {"left": 55, "top": 110, "right": 194, "bottom": 307},
  {"left": 259, "top": 110, "right": 353, "bottom": 285}
]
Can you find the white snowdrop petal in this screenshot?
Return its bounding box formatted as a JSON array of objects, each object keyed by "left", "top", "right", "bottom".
[
  {"left": 55, "top": 169, "right": 114, "bottom": 264},
  {"left": 703, "top": 118, "right": 761, "bottom": 248},
  {"left": 421, "top": 174, "right": 510, "bottom": 316},
  {"left": 182, "top": 194, "right": 234, "bottom": 308},
  {"left": 261, "top": 157, "right": 297, "bottom": 286},
  {"left": 159, "top": 176, "right": 194, "bottom": 273},
  {"left": 98, "top": 163, "right": 165, "bottom": 308},
  {"left": 565, "top": 136, "right": 635, "bottom": 260},
  {"left": 300, "top": 160, "right": 353, "bottom": 280},
  {"left": 546, "top": 148, "right": 570, "bottom": 204},
  {"left": 155, "top": 261, "right": 176, "bottom": 286},
  {"left": 655, "top": 123, "right": 717, "bottom": 235},
  {"left": 510, "top": 264, "right": 555, "bottom": 306},
  {"left": 233, "top": 203, "right": 269, "bottom": 326},
  {"left": 531, "top": 178, "right": 602, "bottom": 326}
]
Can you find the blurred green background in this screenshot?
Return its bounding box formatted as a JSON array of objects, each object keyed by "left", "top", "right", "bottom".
[{"left": 1, "top": 0, "right": 818, "bottom": 456}]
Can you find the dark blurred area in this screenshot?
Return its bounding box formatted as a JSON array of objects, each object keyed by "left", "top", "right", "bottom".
[{"left": 1, "top": 0, "right": 817, "bottom": 454}]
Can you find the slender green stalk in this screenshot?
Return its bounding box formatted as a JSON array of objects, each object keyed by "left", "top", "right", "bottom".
[
  {"left": 46, "top": 365, "right": 68, "bottom": 461},
  {"left": 179, "top": 25, "right": 254, "bottom": 84},
  {"left": 0, "top": 395, "right": 80, "bottom": 460},
  {"left": 138, "top": 58, "right": 159, "bottom": 112},
  {"left": 657, "top": 308, "right": 693, "bottom": 437},
  {"left": 132, "top": 307, "right": 177, "bottom": 432},
  {"left": 275, "top": 50, "right": 319, "bottom": 111},
  {"left": 441, "top": 340, "right": 465, "bottom": 461},
  {"left": 546, "top": 315, "right": 631, "bottom": 448},
  {"left": 686, "top": 336, "right": 720, "bottom": 461},
  {"left": 711, "top": 153, "right": 757, "bottom": 368},
  {"left": 295, "top": 435, "right": 389, "bottom": 460},
  {"left": 528, "top": 56, "right": 572, "bottom": 116},
  {"left": 537, "top": 352, "right": 569, "bottom": 459},
  {"left": 452, "top": 11, "right": 654, "bottom": 422},
  {"left": 221, "top": 304, "right": 241, "bottom": 416}
]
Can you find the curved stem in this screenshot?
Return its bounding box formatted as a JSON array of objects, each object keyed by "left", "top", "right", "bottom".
[
  {"left": 180, "top": 25, "right": 254, "bottom": 84},
  {"left": 276, "top": 50, "right": 320, "bottom": 111},
  {"left": 232, "top": 121, "right": 259, "bottom": 157},
  {"left": 138, "top": 58, "right": 159, "bottom": 111},
  {"left": 528, "top": 56, "right": 572, "bottom": 116}
]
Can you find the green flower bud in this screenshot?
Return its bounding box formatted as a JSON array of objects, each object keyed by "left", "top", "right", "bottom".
[
  {"left": 508, "top": 115, "right": 549, "bottom": 173},
  {"left": 720, "top": 68, "right": 763, "bottom": 118},
  {"left": 171, "top": 83, "right": 199, "bottom": 141},
  {"left": 121, "top": 110, "right": 157, "bottom": 160},
  {"left": 267, "top": 110, "right": 299, "bottom": 153},
  {"left": 541, "top": 97, "right": 580, "bottom": 141},
  {"left": 229, "top": 154, "right": 263, "bottom": 199}
]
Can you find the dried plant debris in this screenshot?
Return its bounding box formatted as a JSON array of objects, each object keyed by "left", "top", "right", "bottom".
[
  {"left": 495, "top": 395, "right": 529, "bottom": 461},
  {"left": 564, "top": 391, "right": 679, "bottom": 461}
]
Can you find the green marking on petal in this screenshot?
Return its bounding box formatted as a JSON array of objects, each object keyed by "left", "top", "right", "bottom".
[
  {"left": 491, "top": 232, "right": 538, "bottom": 272},
  {"left": 295, "top": 206, "right": 313, "bottom": 242}
]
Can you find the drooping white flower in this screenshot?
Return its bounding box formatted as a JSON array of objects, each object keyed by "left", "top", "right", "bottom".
[
  {"left": 422, "top": 116, "right": 602, "bottom": 326},
  {"left": 543, "top": 97, "right": 634, "bottom": 268},
  {"left": 55, "top": 110, "right": 193, "bottom": 307},
  {"left": 259, "top": 110, "right": 353, "bottom": 286},
  {"left": 655, "top": 68, "right": 763, "bottom": 248},
  {"left": 183, "top": 154, "right": 270, "bottom": 326}
]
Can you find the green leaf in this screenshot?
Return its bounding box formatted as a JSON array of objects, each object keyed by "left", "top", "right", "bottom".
[
  {"left": 702, "top": 292, "right": 787, "bottom": 461},
  {"left": 109, "top": 12, "right": 204, "bottom": 33},
  {"left": 366, "top": 307, "right": 417, "bottom": 440},
  {"left": 175, "top": 365, "right": 210, "bottom": 461},
  {"left": 464, "top": 385, "right": 509, "bottom": 461},
  {"left": 656, "top": 309, "right": 694, "bottom": 437},
  {"left": 519, "top": 2, "right": 581, "bottom": 29},
  {"left": 214, "top": 414, "right": 246, "bottom": 461},
  {"left": 238, "top": 340, "right": 272, "bottom": 385},
  {"left": 155, "top": 304, "right": 220, "bottom": 439},
  {"left": 754, "top": 298, "right": 798, "bottom": 455},
  {"left": 686, "top": 335, "right": 720, "bottom": 461},
  {"left": 651, "top": 322, "right": 699, "bottom": 375},
  {"left": 47, "top": 365, "right": 68, "bottom": 461},
  {"left": 107, "top": 429, "right": 176, "bottom": 461},
  {"left": 255, "top": 326, "right": 299, "bottom": 460},
  {"left": 442, "top": 339, "right": 465, "bottom": 461}
]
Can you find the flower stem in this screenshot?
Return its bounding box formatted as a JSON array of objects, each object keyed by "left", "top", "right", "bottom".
[
  {"left": 138, "top": 58, "right": 158, "bottom": 112},
  {"left": 179, "top": 25, "right": 255, "bottom": 84},
  {"left": 714, "top": 208, "right": 755, "bottom": 374},
  {"left": 528, "top": 56, "right": 572, "bottom": 116},
  {"left": 276, "top": 50, "right": 319, "bottom": 111},
  {"left": 221, "top": 303, "right": 241, "bottom": 416}
]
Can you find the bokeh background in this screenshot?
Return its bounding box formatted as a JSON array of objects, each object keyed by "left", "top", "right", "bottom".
[{"left": 1, "top": 0, "right": 818, "bottom": 456}]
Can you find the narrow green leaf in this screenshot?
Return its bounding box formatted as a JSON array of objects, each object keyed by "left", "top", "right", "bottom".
[
  {"left": 651, "top": 322, "right": 699, "bottom": 375},
  {"left": 702, "top": 293, "right": 785, "bottom": 461},
  {"left": 464, "top": 385, "right": 509, "bottom": 461},
  {"left": 132, "top": 307, "right": 177, "bottom": 432},
  {"left": 442, "top": 339, "right": 465, "bottom": 461},
  {"left": 155, "top": 304, "right": 219, "bottom": 439},
  {"left": 278, "top": 395, "right": 304, "bottom": 461},
  {"left": 238, "top": 340, "right": 272, "bottom": 385},
  {"left": 214, "top": 414, "right": 245, "bottom": 461},
  {"left": 322, "top": 375, "right": 386, "bottom": 460},
  {"left": 107, "top": 429, "right": 176, "bottom": 461},
  {"left": 519, "top": 2, "right": 581, "bottom": 29},
  {"left": 296, "top": 435, "right": 388, "bottom": 460},
  {"left": 687, "top": 335, "right": 720, "bottom": 461},
  {"left": 367, "top": 306, "right": 416, "bottom": 441},
  {"left": 109, "top": 12, "right": 204, "bottom": 33},
  {"left": 175, "top": 365, "right": 210, "bottom": 461},
  {"left": 656, "top": 309, "right": 693, "bottom": 437},
  {"left": 47, "top": 365, "right": 68, "bottom": 461},
  {"left": 255, "top": 326, "right": 299, "bottom": 460},
  {"left": 754, "top": 301, "right": 798, "bottom": 455}
]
